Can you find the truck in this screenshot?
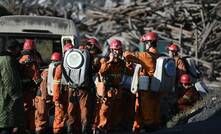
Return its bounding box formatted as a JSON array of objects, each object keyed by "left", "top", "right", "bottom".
[{"left": 0, "top": 15, "right": 78, "bottom": 67}]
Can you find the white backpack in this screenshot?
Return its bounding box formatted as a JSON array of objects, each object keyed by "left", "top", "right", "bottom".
[
  {"left": 151, "top": 57, "right": 176, "bottom": 92},
  {"left": 47, "top": 62, "right": 61, "bottom": 96},
  {"left": 62, "top": 48, "right": 91, "bottom": 89},
  {"left": 130, "top": 56, "right": 176, "bottom": 93}
]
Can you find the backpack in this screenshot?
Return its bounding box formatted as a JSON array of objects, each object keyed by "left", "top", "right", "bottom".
[
  {"left": 181, "top": 57, "right": 208, "bottom": 96},
  {"left": 47, "top": 62, "right": 61, "bottom": 96},
  {"left": 61, "top": 48, "right": 91, "bottom": 89},
  {"left": 180, "top": 56, "right": 201, "bottom": 83},
  {"left": 151, "top": 56, "right": 176, "bottom": 92},
  {"left": 130, "top": 52, "right": 176, "bottom": 93}
]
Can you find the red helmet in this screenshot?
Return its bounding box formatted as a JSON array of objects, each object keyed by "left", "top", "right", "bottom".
[
  {"left": 86, "top": 38, "right": 101, "bottom": 50},
  {"left": 87, "top": 38, "right": 98, "bottom": 45},
  {"left": 110, "top": 39, "right": 122, "bottom": 50},
  {"left": 23, "top": 39, "right": 36, "bottom": 50},
  {"left": 64, "top": 43, "right": 74, "bottom": 52},
  {"left": 79, "top": 45, "right": 86, "bottom": 50},
  {"left": 168, "top": 44, "right": 179, "bottom": 52},
  {"left": 180, "top": 74, "right": 191, "bottom": 84},
  {"left": 51, "top": 52, "right": 62, "bottom": 61},
  {"left": 140, "top": 32, "right": 158, "bottom": 42}
]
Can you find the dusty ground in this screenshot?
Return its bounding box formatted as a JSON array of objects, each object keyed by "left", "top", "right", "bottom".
[{"left": 150, "top": 80, "right": 221, "bottom": 134}]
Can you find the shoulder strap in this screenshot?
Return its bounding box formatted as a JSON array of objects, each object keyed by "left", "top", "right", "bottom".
[{"left": 146, "top": 51, "right": 158, "bottom": 63}]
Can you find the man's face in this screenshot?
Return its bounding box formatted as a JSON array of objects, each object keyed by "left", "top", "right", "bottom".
[
  {"left": 144, "top": 41, "right": 152, "bottom": 51},
  {"left": 168, "top": 51, "right": 174, "bottom": 57},
  {"left": 86, "top": 42, "right": 94, "bottom": 50},
  {"left": 86, "top": 43, "right": 97, "bottom": 55},
  {"left": 112, "top": 49, "right": 122, "bottom": 58}
]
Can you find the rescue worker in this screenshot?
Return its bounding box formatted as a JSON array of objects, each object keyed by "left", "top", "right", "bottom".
[
  {"left": 94, "top": 39, "right": 133, "bottom": 133},
  {"left": 23, "top": 39, "right": 44, "bottom": 67},
  {"left": 85, "top": 38, "right": 102, "bottom": 57},
  {"left": 19, "top": 40, "right": 41, "bottom": 133},
  {"left": 34, "top": 70, "right": 51, "bottom": 133},
  {"left": 161, "top": 43, "right": 188, "bottom": 123},
  {"left": 167, "top": 43, "right": 187, "bottom": 96},
  {"left": 166, "top": 74, "right": 200, "bottom": 128},
  {"left": 84, "top": 38, "right": 102, "bottom": 76},
  {"left": 66, "top": 38, "right": 100, "bottom": 134},
  {"left": 177, "top": 74, "right": 200, "bottom": 111},
  {"left": 0, "top": 40, "right": 25, "bottom": 134},
  {"left": 48, "top": 52, "right": 69, "bottom": 134},
  {"left": 123, "top": 32, "right": 161, "bottom": 132}
]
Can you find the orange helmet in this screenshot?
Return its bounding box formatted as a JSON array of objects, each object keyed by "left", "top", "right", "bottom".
[
  {"left": 180, "top": 74, "right": 191, "bottom": 84},
  {"left": 110, "top": 39, "right": 122, "bottom": 50},
  {"left": 168, "top": 44, "right": 179, "bottom": 52},
  {"left": 64, "top": 43, "right": 74, "bottom": 52},
  {"left": 140, "top": 32, "right": 158, "bottom": 42},
  {"left": 51, "top": 52, "right": 62, "bottom": 61},
  {"left": 23, "top": 39, "right": 36, "bottom": 50}
]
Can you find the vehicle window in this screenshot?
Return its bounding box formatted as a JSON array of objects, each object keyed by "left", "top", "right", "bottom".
[
  {"left": 36, "top": 40, "right": 53, "bottom": 64},
  {"left": 8, "top": 38, "right": 62, "bottom": 65}
]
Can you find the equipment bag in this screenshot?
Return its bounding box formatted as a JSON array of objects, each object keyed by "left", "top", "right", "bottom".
[
  {"left": 195, "top": 80, "right": 209, "bottom": 97},
  {"left": 62, "top": 48, "right": 91, "bottom": 89},
  {"left": 181, "top": 56, "right": 200, "bottom": 83},
  {"left": 151, "top": 57, "right": 176, "bottom": 92},
  {"left": 131, "top": 64, "right": 142, "bottom": 94},
  {"left": 47, "top": 62, "right": 61, "bottom": 96},
  {"left": 120, "top": 74, "right": 133, "bottom": 89}
]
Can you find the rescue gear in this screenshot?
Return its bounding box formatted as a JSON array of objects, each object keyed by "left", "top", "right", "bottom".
[
  {"left": 151, "top": 57, "right": 176, "bottom": 92},
  {"left": 23, "top": 39, "right": 35, "bottom": 50},
  {"left": 180, "top": 74, "right": 191, "bottom": 84},
  {"left": 62, "top": 48, "right": 91, "bottom": 88},
  {"left": 51, "top": 52, "right": 62, "bottom": 61},
  {"left": 64, "top": 43, "right": 74, "bottom": 53},
  {"left": 110, "top": 39, "right": 122, "bottom": 50},
  {"left": 131, "top": 64, "right": 142, "bottom": 94},
  {"left": 180, "top": 56, "right": 200, "bottom": 83},
  {"left": 167, "top": 44, "right": 179, "bottom": 52},
  {"left": 140, "top": 32, "right": 157, "bottom": 42},
  {"left": 194, "top": 81, "right": 208, "bottom": 97},
  {"left": 47, "top": 62, "right": 61, "bottom": 96},
  {"left": 131, "top": 57, "right": 175, "bottom": 93}
]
